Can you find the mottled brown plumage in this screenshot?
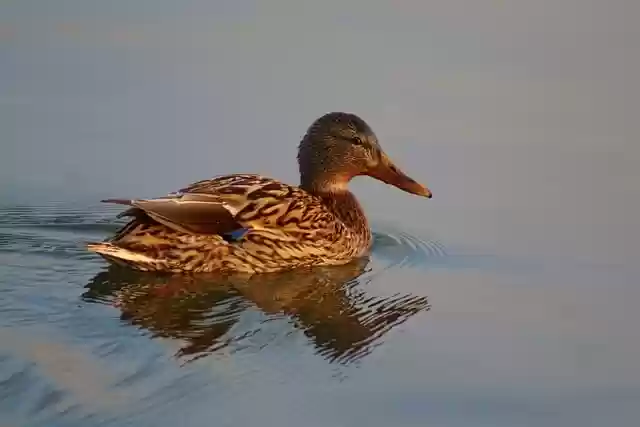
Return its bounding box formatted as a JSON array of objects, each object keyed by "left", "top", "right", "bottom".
[{"left": 87, "top": 112, "right": 432, "bottom": 273}]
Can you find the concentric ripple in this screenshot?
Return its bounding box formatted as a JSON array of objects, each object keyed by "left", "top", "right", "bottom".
[{"left": 371, "top": 223, "right": 448, "bottom": 271}]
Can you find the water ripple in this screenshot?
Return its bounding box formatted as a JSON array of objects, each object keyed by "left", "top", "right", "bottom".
[
  {"left": 0, "top": 202, "right": 434, "bottom": 425},
  {"left": 371, "top": 224, "right": 448, "bottom": 276},
  {"left": 82, "top": 260, "right": 431, "bottom": 365}
]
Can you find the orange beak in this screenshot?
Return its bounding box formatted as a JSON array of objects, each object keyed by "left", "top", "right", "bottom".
[{"left": 367, "top": 153, "right": 432, "bottom": 198}]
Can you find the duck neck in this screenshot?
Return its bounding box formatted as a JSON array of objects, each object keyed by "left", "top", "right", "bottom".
[
  {"left": 300, "top": 165, "right": 371, "bottom": 236},
  {"left": 314, "top": 188, "right": 371, "bottom": 240}
]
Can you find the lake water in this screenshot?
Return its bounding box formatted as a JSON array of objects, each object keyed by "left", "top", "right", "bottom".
[
  {"left": 2, "top": 1, "right": 640, "bottom": 426},
  {"left": 1, "top": 194, "right": 639, "bottom": 426}
]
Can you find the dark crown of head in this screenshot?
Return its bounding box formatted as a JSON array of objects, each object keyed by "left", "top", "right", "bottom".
[{"left": 308, "top": 112, "right": 373, "bottom": 136}]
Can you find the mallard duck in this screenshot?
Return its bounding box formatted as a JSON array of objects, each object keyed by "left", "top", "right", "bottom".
[{"left": 87, "top": 112, "right": 432, "bottom": 274}]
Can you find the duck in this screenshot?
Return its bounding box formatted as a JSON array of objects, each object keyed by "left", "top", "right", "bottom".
[{"left": 87, "top": 112, "right": 432, "bottom": 274}]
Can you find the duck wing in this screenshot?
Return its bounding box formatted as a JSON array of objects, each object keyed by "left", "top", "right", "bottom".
[
  {"left": 102, "top": 193, "right": 241, "bottom": 235},
  {"left": 102, "top": 174, "right": 332, "bottom": 237}
]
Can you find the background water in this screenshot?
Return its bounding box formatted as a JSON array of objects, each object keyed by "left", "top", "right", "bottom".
[{"left": 2, "top": 1, "right": 640, "bottom": 426}]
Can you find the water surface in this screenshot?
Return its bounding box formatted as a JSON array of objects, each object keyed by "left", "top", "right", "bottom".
[
  {"left": 1, "top": 201, "right": 638, "bottom": 426},
  {"left": 2, "top": 1, "right": 640, "bottom": 426}
]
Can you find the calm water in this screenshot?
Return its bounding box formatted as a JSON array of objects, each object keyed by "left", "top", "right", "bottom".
[
  {"left": 3, "top": 1, "right": 640, "bottom": 425},
  {"left": 1, "top": 199, "right": 639, "bottom": 426}
]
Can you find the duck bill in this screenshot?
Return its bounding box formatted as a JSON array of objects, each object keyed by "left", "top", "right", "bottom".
[{"left": 368, "top": 153, "right": 432, "bottom": 198}]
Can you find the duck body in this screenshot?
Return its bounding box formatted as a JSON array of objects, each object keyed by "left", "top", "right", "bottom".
[
  {"left": 88, "top": 112, "right": 431, "bottom": 274},
  {"left": 88, "top": 174, "right": 372, "bottom": 274}
]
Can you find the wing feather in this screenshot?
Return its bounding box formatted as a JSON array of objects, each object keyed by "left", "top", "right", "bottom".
[
  {"left": 102, "top": 194, "right": 240, "bottom": 235},
  {"left": 101, "top": 174, "right": 337, "bottom": 239}
]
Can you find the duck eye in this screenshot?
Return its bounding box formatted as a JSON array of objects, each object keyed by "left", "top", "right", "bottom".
[{"left": 352, "top": 136, "right": 365, "bottom": 146}]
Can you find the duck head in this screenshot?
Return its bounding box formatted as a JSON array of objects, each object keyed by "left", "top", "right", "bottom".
[{"left": 297, "top": 112, "right": 432, "bottom": 198}]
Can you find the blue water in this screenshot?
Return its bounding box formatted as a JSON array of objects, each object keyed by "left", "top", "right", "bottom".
[
  {"left": 3, "top": 1, "right": 640, "bottom": 424},
  {"left": 1, "top": 201, "right": 638, "bottom": 426}
]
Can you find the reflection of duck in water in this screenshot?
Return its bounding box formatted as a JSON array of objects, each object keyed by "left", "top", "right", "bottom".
[
  {"left": 83, "top": 258, "right": 430, "bottom": 364},
  {"left": 87, "top": 112, "right": 431, "bottom": 274}
]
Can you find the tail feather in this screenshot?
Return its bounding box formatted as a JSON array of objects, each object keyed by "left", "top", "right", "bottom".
[
  {"left": 101, "top": 198, "right": 134, "bottom": 206},
  {"left": 87, "top": 242, "right": 158, "bottom": 271}
]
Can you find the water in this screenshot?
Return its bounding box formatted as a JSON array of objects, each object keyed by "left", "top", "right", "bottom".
[
  {"left": 1, "top": 200, "right": 638, "bottom": 426},
  {"left": 0, "top": 203, "right": 435, "bottom": 423},
  {"left": 3, "top": 1, "right": 640, "bottom": 425}
]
